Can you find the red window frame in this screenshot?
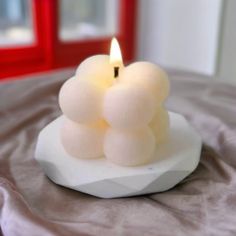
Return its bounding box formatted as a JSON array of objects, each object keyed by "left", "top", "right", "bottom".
[{"left": 0, "top": 0, "right": 137, "bottom": 80}]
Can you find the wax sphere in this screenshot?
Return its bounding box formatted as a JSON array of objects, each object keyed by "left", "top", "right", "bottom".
[
  {"left": 150, "top": 107, "right": 170, "bottom": 144},
  {"left": 103, "top": 84, "right": 156, "bottom": 129},
  {"left": 104, "top": 127, "right": 156, "bottom": 166},
  {"left": 119, "top": 62, "right": 170, "bottom": 103},
  {"left": 61, "top": 118, "right": 107, "bottom": 159},
  {"left": 59, "top": 77, "right": 104, "bottom": 123},
  {"left": 76, "top": 55, "right": 115, "bottom": 89}
]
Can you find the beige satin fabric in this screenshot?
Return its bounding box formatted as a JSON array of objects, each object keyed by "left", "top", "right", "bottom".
[{"left": 0, "top": 69, "right": 236, "bottom": 236}]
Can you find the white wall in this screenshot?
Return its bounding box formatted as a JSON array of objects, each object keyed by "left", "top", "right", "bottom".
[
  {"left": 217, "top": 0, "right": 236, "bottom": 82},
  {"left": 137, "top": 0, "right": 223, "bottom": 76}
]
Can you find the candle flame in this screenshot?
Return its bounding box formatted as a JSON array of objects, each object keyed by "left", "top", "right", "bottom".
[{"left": 110, "top": 37, "right": 123, "bottom": 65}]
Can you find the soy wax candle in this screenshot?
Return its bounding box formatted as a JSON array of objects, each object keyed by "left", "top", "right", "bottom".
[{"left": 59, "top": 38, "right": 170, "bottom": 166}]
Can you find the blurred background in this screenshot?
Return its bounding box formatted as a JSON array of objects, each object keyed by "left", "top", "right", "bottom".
[{"left": 0, "top": 0, "right": 235, "bottom": 83}]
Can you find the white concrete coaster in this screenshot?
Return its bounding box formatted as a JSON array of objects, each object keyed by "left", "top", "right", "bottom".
[{"left": 35, "top": 112, "right": 202, "bottom": 198}]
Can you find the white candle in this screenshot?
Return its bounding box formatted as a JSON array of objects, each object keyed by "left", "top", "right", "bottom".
[{"left": 59, "top": 37, "right": 170, "bottom": 166}]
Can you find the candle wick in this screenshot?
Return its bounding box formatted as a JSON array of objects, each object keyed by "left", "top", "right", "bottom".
[{"left": 114, "top": 67, "right": 119, "bottom": 78}]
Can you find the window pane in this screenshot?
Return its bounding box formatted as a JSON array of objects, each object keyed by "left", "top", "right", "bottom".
[
  {"left": 59, "top": 0, "right": 120, "bottom": 41},
  {"left": 0, "top": 0, "right": 34, "bottom": 47}
]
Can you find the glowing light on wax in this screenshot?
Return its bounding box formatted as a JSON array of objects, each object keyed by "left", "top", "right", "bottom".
[{"left": 110, "top": 37, "right": 123, "bottom": 78}]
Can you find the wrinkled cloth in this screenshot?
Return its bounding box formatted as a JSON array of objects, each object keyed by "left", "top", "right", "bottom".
[{"left": 0, "top": 69, "right": 236, "bottom": 236}]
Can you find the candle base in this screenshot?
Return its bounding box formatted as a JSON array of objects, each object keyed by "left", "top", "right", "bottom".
[{"left": 35, "top": 112, "right": 202, "bottom": 198}]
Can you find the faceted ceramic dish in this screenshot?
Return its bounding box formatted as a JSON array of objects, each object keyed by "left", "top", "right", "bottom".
[{"left": 35, "top": 112, "right": 202, "bottom": 198}]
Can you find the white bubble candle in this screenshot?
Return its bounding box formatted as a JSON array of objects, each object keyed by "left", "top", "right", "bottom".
[{"left": 59, "top": 38, "right": 170, "bottom": 166}]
